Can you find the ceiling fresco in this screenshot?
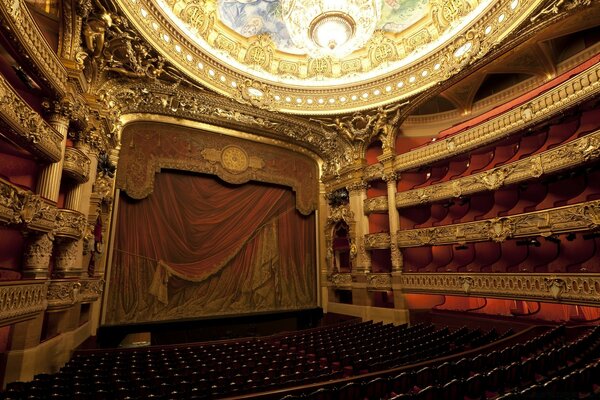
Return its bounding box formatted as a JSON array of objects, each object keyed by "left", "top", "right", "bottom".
[
  {"left": 218, "top": 0, "right": 430, "bottom": 55},
  {"left": 118, "top": 0, "right": 545, "bottom": 114}
]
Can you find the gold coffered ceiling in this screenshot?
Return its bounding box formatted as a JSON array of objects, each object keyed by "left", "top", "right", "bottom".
[{"left": 117, "top": 0, "right": 540, "bottom": 114}]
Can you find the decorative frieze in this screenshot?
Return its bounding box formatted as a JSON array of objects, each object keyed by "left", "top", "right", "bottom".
[
  {"left": 0, "top": 0, "right": 68, "bottom": 96},
  {"left": 393, "top": 62, "right": 600, "bottom": 173},
  {"left": 0, "top": 281, "right": 48, "bottom": 326},
  {"left": 364, "top": 196, "right": 389, "bottom": 214},
  {"left": 400, "top": 273, "right": 600, "bottom": 306},
  {"left": 63, "top": 147, "right": 91, "bottom": 183},
  {"left": 80, "top": 279, "right": 105, "bottom": 303},
  {"left": 397, "top": 200, "right": 600, "bottom": 247},
  {"left": 396, "top": 130, "right": 600, "bottom": 208},
  {"left": 54, "top": 209, "right": 87, "bottom": 240},
  {"left": 47, "top": 280, "right": 82, "bottom": 310},
  {"left": 364, "top": 233, "right": 391, "bottom": 249},
  {"left": 364, "top": 163, "right": 384, "bottom": 181},
  {"left": 328, "top": 273, "right": 353, "bottom": 289},
  {"left": 0, "top": 75, "right": 62, "bottom": 162},
  {"left": 367, "top": 273, "right": 392, "bottom": 291}
]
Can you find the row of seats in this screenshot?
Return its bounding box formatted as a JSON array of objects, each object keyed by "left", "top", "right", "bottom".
[
  {"left": 0, "top": 321, "right": 503, "bottom": 400},
  {"left": 403, "top": 234, "right": 600, "bottom": 273},
  {"left": 394, "top": 103, "right": 600, "bottom": 192}
]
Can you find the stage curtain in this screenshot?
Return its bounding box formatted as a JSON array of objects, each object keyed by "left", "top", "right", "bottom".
[{"left": 108, "top": 171, "right": 316, "bottom": 323}]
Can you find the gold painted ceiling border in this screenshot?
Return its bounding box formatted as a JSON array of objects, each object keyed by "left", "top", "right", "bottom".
[
  {"left": 381, "top": 59, "right": 600, "bottom": 174},
  {"left": 0, "top": 74, "right": 63, "bottom": 162},
  {"left": 397, "top": 199, "right": 600, "bottom": 247},
  {"left": 0, "top": 0, "right": 68, "bottom": 96},
  {"left": 394, "top": 129, "right": 600, "bottom": 208},
  {"left": 400, "top": 273, "right": 600, "bottom": 307},
  {"left": 115, "top": 0, "right": 545, "bottom": 114}
]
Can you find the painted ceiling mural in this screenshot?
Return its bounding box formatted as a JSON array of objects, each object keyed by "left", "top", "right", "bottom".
[{"left": 218, "top": 0, "right": 430, "bottom": 55}]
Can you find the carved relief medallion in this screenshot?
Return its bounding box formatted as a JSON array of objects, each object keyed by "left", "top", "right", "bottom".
[{"left": 220, "top": 146, "right": 249, "bottom": 174}]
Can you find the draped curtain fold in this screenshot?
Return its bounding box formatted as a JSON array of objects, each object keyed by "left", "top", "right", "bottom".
[{"left": 108, "top": 171, "right": 316, "bottom": 323}]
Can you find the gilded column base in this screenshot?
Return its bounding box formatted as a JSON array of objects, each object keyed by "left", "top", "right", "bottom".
[{"left": 53, "top": 240, "right": 83, "bottom": 279}]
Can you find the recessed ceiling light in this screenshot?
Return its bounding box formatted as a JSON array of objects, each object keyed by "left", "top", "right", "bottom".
[
  {"left": 434, "top": 63, "right": 441, "bottom": 70},
  {"left": 285, "top": 96, "right": 292, "bottom": 102},
  {"left": 385, "top": 86, "right": 392, "bottom": 92},
  {"left": 397, "top": 82, "right": 404, "bottom": 88},
  {"left": 197, "top": 62, "right": 204, "bottom": 69},
  {"left": 307, "top": 98, "right": 313, "bottom": 104},
  {"left": 296, "top": 98, "right": 303, "bottom": 103},
  {"left": 175, "top": 44, "right": 181, "bottom": 52},
  {"left": 231, "top": 81, "right": 237, "bottom": 88},
  {"left": 498, "top": 13, "right": 505, "bottom": 22},
  {"left": 220, "top": 75, "right": 226, "bottom": 82},
  {"left": 274, "top": 95, "right": 281, "bottom": 101},
  {"left": 340, "top": 97, "right": 346, "bottom": 102},
  {"left": 140, "top": 8, "right": 148, "bottom": 17},
  {"left": 409, "top": 76, "right": 416, "bottom": 83},
  {"left": 318, "top": 98, "right": 324, "bottom": 104},
  {"left": 485, "top": 26, "right": 492, "bottom": 34},
  {"left": 421, "top": 70, "right": 428, "bottom": 77},
  {"left": 152, "top": 22, "right": 159, "bottom": 30},
  {"left": 328, "top": 98, "right": 335, "bottom": 103},
  {"left": 208, "top": 69, "right": 215, "bottom": 76},
  {"left": 163, "top": 34, "right": 170, "bottom": 42},
  {"left": 351, "top": 95, "right": 357, "bottom": 100},
  {"left": 186, "top": 54, "right": 193, "bottom": 62},
  {"left": 373, "top": 89, "right": 381, "bottom": 95},
  {"left": 510, "top": 0, "right": 518, "bottom": 9}
]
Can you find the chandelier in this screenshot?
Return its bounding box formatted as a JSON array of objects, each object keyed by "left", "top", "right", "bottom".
[{"left": 281, "top": 0, "right": 383, "bottom": 59}]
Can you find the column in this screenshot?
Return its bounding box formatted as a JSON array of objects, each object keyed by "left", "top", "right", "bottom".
[
  {"left": 23, "top": 111, "right": 69, "bottom": 279},
  {"left": 347, "top": 180, "right": 370, "bottom": 308}
]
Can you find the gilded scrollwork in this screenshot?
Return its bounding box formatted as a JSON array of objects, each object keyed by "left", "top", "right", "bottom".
[
  {"left": 47, "top": 281, "right": 82, "bottom": 310},
  {"left": 0, "top": 281, "right": 48, "bottom": 325},
  {"left": 397, "top": 199, "right": 600, "bottom": 247},
  {"left": 327, "top": 205, "right": 354, "bottom": 225},
  {"left": 396, "top": 130, "right": 600, "bottom": 208},
  {"left": 55, "top": 210, "right": 88, "bottom": 240},
  {"left": 364, "top": 233, "right": 391, "bottom": 249},
  {"left": 80, "top": 279, "right": 105, "bottom": 303},
  {"left": 328, "top": 273, "right": 353, "bottom": 288},
  {"left": 364, "top": 196, "right": 389, "bottom": 214},
  {"left": 64, "top": 147, "right": 92, "bottom": 183},
  {"left": 366, "top": 273, "right": 392, "bottom": 290},
  {"left": 400, "top": 273, "right": 600, "bottom": 306},
  {"left": 0, "top": 75, "right": 63, "bottom": 162}
]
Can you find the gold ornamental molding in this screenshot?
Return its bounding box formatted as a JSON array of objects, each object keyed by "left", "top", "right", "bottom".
[
  {"left": 400, "top": 273, "right": 600, "bottom": 306},
  {"left": 63, "top": 147, "right": 91, "bottom": 183},
  {"left": 365, "top": 196, "right": 390, "bottom": 214},
  {"left": 396, "top": 129, "right": 600, "bottom": 208},
  {"left": 116, "top": 0, "right": 549, "bottom": 114},
  {"left": 0, "top": 281, "right": 48, "bottom": 326},
  {"left": 367, "top": 273, "right": 393, "bottom": 291},
  {"left": 327, "top": 273, "right": 353, "bottom": 289},
  {"left": 0, "top": 75, "right": 62, "bottom": 162},
  {"left": 80, "top": 279, "right": 105, "bottom": 303},
  {"left": 47, "top": 280, "right": 82, "bottom": 311},
  {"left": 364, "top": 233, "right": 392, "bottom": 250},
  {"left": 0, "top": 0, "right": 68, "bottom": 96},
  {"left": 0, "top": 178, "right": 59, "bottom": 233},
  {"left": 397, "top": 199, "right": 600, "bottom": 247},
  {"left": 54, "top": 209, "right": 87, "bottom": 240},
  {"left": 391, "top": 61, "right": 600, "bottom": 173}
]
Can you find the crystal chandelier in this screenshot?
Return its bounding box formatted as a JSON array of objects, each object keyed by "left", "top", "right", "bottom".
[{"left": 281, "top": 0, "right": 383, "bottom": 59}]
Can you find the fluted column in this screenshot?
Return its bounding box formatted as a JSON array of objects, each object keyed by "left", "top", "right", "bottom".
[
  {"left": 384, "top": 171, "right": 402, "bottom": 272},
  {"left": 348, "top": 180, "right": 371, "bottom": 273},
  {"left": 23, "top": 112, "right": 69, "bottom": 279}
]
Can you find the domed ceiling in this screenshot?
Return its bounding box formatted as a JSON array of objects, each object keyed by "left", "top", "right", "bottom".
[{"left": 117, "top": 0, "right": 541, "bottom": 114}]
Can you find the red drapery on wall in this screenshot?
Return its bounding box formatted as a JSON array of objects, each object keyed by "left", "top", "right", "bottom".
[{"left": 107, "top": 171, "right": 316, "bottom": 324}]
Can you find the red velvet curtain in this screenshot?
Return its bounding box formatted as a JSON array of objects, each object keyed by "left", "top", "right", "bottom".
[{"left": 108, "top": 171, "right": 316, "bottom": 323}]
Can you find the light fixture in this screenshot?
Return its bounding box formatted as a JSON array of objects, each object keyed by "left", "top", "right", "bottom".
[{"left": 281, "top": 0, "right": 382, "bottom": 59}]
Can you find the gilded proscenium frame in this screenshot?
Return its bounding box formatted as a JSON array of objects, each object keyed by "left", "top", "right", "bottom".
[
  {"left": 400, "top": 273, "right": 600, "bottom": 307},
  {"left": 0, "top": 0, "right": 68, "bottom": 96},
  {"left": 391, "top": 129, "right": 600, "bottom": 209},
  {"left": 114, "top": 0, "right": 544, "bottom": 114},
  {"left": 396, "top": 199, "right": 600, "bottom": 247},
  {"left": 0, "top": 74, "right": 63, "bottom": 162}
]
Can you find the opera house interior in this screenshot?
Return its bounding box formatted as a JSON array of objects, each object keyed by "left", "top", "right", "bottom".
[{"left": 1, "top": 0, "right": 600, "bottom": 397}]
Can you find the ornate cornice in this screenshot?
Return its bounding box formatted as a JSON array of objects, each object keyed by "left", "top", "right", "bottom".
[
  {"left": 47, "top": 280, "right": 82, "bottom": 310},
  {"left": 364, "top": 233, "right": 392, "bottom": 250},
  {"left": 396, "top": 129, "right": 600, "bottom": 208},
  {"left": 0, "top": 75, "right": 63, "bottom": 162},
  {"left": 0, "top": 281, "right": 48, "bottom": 326},
  {"left": 63, "top": 147, "right": 91, "bottom": 183},
  {"left": 80, "top": 279, "right": 105, "bottom": 303},
  {"left": 365, "top": 196, "right": 390, "bottom": 214},
  {"left": 393, "top": 60, "right": 600, "bottom": 173},
  {"left": 367, "top": 273, "right": 393, "bottom": 291},
  {"left": 327, "top": 273, "right": 353, "bottom": 289},
  {"left": 0, "top": 0, "right": 68, "bottom": 96},
  {"left": 99, "top": 80, "right": 352, "bottom": 176},
  {"left": 400, "top": 273, "right": 600, "bottom": 306},
  {"left": 397, "top": 199, "right": 600, "bottom": 247},
  {"left": 54, "top": 209, "right": 87, "bottom": 240}
]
